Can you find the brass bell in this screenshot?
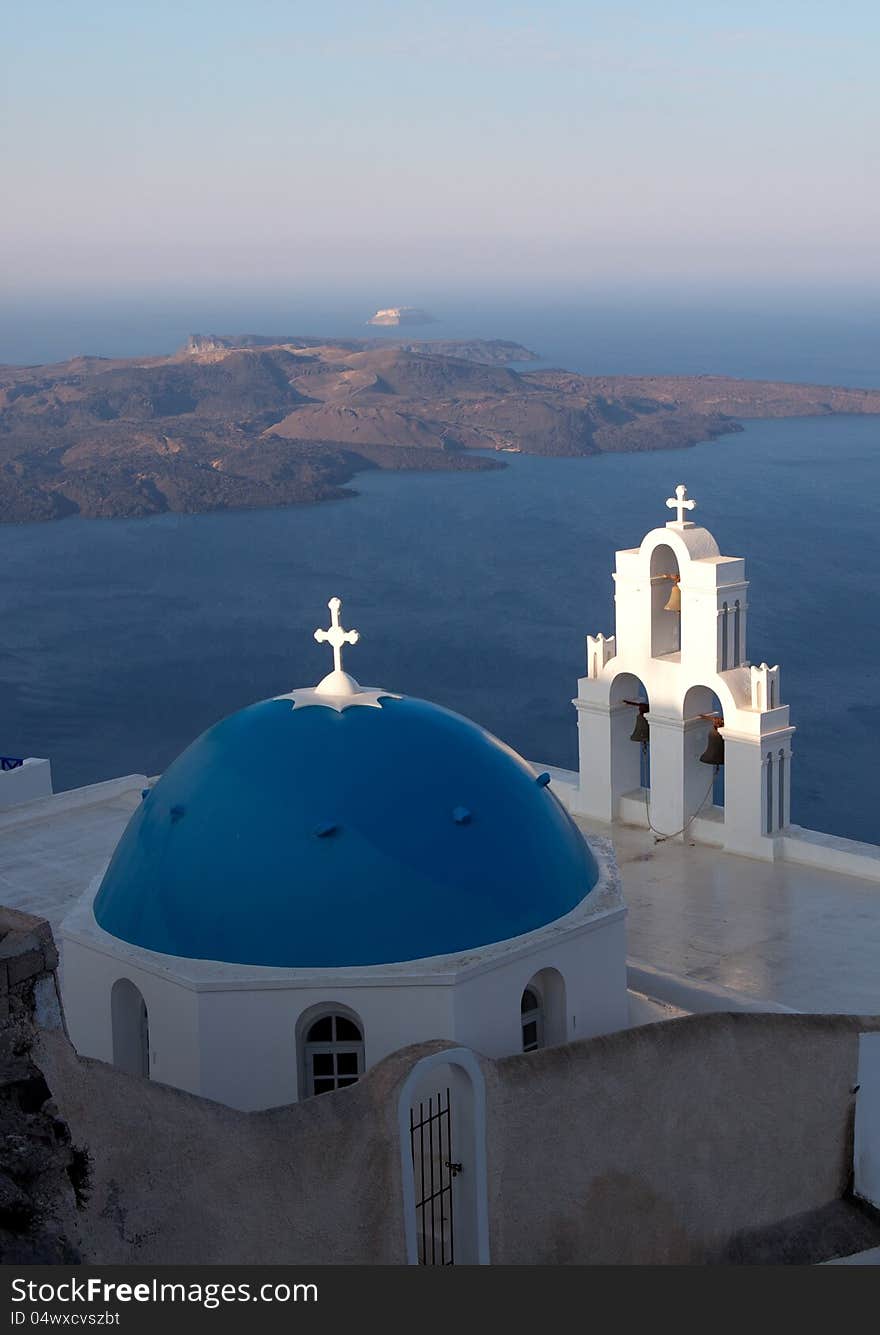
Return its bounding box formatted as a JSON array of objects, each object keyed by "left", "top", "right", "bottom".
[
  {"left": 630, "top": 709, "right": 650, "bottom": 745},
  {"left": 699, "top": 726, "right": 725, "bottom": 767},
  {"left": 664, "top": 581, "right": 681, "bottom": 613}
]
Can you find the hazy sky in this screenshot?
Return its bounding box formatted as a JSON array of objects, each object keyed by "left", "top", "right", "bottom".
[{"left": 3, "top": 1, "right": 879, "bottom": 292}]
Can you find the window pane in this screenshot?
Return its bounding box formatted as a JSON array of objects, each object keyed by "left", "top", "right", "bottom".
[
  {"left": 337, "top": 1077, "right": 358, "bottom": 1088},
  {"left": 337, "top": 1052, "right": 359, "bottom": 1075},
  {"left": 312, "top": 1078, "right": 335, "bottom": 1095},
  {"left": 312, "top": 1052, "right": 334, "bottom": 1075},
  {"left": 522, "top": 1021, "right": 538, "bottom": 1050},
  {"left": 334, "top": 1016, "right": 362, "bottom": 1042},
  {"left": 307, "top": 1017, "right": 333, "bottom": 1042},
  {"left": 521, "top": 988, "right": 539, "bottom": 1014}
]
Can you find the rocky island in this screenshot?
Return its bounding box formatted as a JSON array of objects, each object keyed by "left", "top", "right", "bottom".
[
  {"left": 367, "top": 306, "right": 435, "bottom": 327},
  {"left": 1, "top": 332, "right": 880, "bottom": 523}
]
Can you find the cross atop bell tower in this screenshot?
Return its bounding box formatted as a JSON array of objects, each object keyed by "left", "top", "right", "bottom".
[{"left": 665, "top": 483, "right": 697, "bottom": 528}]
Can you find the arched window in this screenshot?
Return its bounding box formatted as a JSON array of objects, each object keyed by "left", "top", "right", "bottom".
[
  {"left": 303, "top": 1012, "right": 364, "bottom": 1097},
  {"left": 520, "top": 987, "right": 544, "bottom": 1053},
  {"left": 111, "top": 978, "right": 149, "bottom": 1078}
]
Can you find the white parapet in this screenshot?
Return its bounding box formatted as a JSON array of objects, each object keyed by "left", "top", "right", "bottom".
[
  {"left": 750, "top": 662, "right": 781, "bottom": 712},
  {"left": 543, "top": 762, "right": 880, "bottom": 882},
  {"left": 586, "top": 634, "right": 616, "bottom": 680},
  {"left": 0, "top": 758, "right": 53, "bottom": 811},
  {"left": 779, "top": 825, "right": 880, "bottom": 884},
  {"left": 855, "top": 1033, "right": 880, "bottom": 1210}
]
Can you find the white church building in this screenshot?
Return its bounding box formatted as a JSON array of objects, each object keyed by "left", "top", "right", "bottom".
[
  {"left": 59, "top": 599, "right": 627, "bottom": 1110},
  {"left": 3, "top": 482, "right": 880, "bottom": 1265},
  {"left": 16, "top": 483, "right": 878, "bottom": 1113}
]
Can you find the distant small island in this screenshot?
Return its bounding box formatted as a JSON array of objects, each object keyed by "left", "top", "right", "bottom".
[
  {"left": 1, "top": 332, "right": 879, "bottom": 524},
  {"left": 367, "top": 307, "right": 435, "bottom": 327}
]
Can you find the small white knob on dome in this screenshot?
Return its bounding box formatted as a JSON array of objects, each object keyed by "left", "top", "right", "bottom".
[{"left": 315, "top": 669, "right": 361, "bottom": 697}]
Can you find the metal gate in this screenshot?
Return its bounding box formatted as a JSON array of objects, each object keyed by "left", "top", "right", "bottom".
[{"left": 409, "top": 1088, "right": 460, "bottom": 1265}]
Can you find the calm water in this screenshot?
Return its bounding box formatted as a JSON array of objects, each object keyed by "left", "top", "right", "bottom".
[{"left": 0, "top": 414, "right": 877, "bottom": 843}]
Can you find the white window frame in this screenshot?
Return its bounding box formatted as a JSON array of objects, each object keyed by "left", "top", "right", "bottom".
[
  {"left": 303, "top": 1012, "right": 365, "bottom": 1097},
  {"left": 521, "top": 986, "right": 544, "bottom": 1053}
]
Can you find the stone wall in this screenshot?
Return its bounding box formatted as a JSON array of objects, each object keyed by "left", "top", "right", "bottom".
[
  {"left": 0, "top": 907, "right": 81, "bottom": 1261},
  {"left": 485, "top": 1011, "right": 879, "bottom": 1264},
  {"left": 35, "top": 1027, "right": 414, "bottom": 1264}
]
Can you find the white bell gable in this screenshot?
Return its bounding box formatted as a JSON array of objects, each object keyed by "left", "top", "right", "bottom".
[{"left": 573, "top": 485, "right": 795, "bottom": 860}]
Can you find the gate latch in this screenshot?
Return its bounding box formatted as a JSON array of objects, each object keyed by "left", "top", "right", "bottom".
[{"left": 445, "top": 1161, "right": 463, "bottom": 1177}]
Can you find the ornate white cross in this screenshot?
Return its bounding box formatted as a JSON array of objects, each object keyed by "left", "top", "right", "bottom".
[
  {"left": 666, "top": 483, "right": 696, "bottom": 526},
  {"left": 314, "top": 597, "right": 359, "bottom": 673}
]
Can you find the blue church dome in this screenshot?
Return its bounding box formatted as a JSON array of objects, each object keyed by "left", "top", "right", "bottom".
[{"left": 94, "top": 690, "right": 599, "bottom": 969}]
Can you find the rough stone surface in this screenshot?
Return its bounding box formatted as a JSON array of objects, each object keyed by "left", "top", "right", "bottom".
[
  {"left": 0, "top": 908, "right": 81, "bottom": 1262},
  {"left": 714, "top": 1199, "right": 880, "bottom": 1265},
  {"left": 0, "top": 906, "right": 55, "bottom": 943},
  {"left": 486, "top": 1011, "right": 880, "bottom": 1264},
  {"left": 7, "top": 950, "right": 45, "bottom": 988},
  {"left": 35, "top": 1028, "right": 416, "bottom": 1264}
]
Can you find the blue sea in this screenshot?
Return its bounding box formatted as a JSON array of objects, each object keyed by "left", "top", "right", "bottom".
[{"left": 0, "top": 292, "right": 878, "bottom": 843}]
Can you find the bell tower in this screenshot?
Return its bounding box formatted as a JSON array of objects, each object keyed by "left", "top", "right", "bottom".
[{"left": 572, "top": 485, "right": 795, "bottom": 860}]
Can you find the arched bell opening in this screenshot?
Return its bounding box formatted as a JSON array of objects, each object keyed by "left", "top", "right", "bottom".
[
  {"left": 683, "top": 685, "right": 725, "bottom": 824},
  {"left": 650, "top": 544, "right": 681, "bottom": 658},
  {"left": 610, "top": 672, "right": 650, "bottom": 812}
]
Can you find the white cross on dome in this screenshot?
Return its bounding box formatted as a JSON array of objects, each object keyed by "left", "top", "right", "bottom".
[
  {"left": 276, "top": 597, "right": 399, "bottom": 712},
  {"left": 314, "top": 597, "right": 359, "bottom": 674}
]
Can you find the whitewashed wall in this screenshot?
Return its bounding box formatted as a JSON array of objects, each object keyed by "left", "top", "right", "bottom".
[{"left": 0, "top": 757, "right": 52, "bottom": 810}]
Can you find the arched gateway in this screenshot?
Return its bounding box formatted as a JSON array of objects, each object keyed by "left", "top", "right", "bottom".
[{"left": 398, "top": 1049, "right": 489, "bottom": 1266}]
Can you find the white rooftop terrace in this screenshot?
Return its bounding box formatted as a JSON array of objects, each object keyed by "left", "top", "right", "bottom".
[
  {"left": 0, "top": 772, "right": 878, "bottom": 1016},
  {"left": 0, "top": 777, "right": 146, "bottom": 930},
  {"left": 574, "top": 812, "right": 880, "bottom": 1014}
]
